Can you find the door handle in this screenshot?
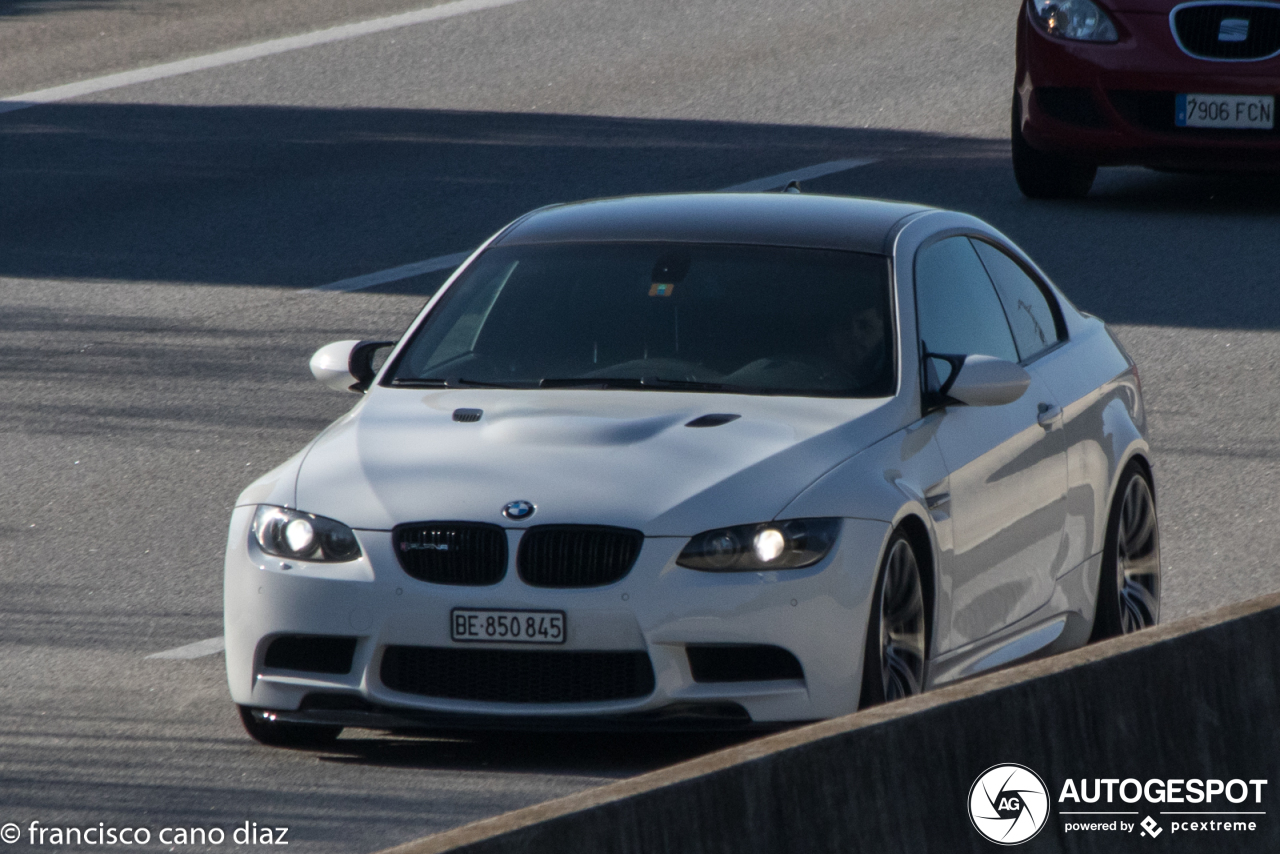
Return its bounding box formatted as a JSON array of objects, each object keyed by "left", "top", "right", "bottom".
[{"left": 1037, "top": 402, "right": 1061, "bottom": 427}]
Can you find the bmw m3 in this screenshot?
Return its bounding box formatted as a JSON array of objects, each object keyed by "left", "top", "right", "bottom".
[{"left": 223, "top": 193, "right": 1161, "bottom": 746}]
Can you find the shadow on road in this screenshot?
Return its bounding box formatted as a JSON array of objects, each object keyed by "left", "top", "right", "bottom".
[
  {"left": 3, "top": 102, "right": 1280, "bottom": 328},
  {"left": 0, "top": 102, "right": 990, "bottom": 287}
]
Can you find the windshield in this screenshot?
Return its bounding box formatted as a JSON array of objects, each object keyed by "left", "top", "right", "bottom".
[{"left": 387, "top": 242, "right": 895, "bottom": 397}]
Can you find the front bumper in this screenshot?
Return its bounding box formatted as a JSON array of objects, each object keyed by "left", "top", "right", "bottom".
[
  {"left": 1018, "top": 7, "right": 1280, "bottom": 167},
  {"left": 223, "top": 507, "right": 890, "bottom": 727}
]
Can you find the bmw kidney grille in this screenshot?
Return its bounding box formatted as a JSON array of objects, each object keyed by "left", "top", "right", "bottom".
[
  {"left": 517, "top": 525, "right": 644, "bottom": 588},
  {"left": 392, "top": 522, "right": 508, "bottom": 585}
]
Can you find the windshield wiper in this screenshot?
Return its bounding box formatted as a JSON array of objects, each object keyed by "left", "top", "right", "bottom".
[
  {"left": 640, "top": 377, "right": 739, "bottom": 392},
  {"left": 539, "top": 376, "right": 743, "bottom": 392},
  {"left": 389, "top": 377, "right": 532, "bottom": 389},
  {"left": 452, "top": 377, "right": 535, "bottom": 388},
  {"left": 539, "top": 377, "right": 643, "bottom": 389},
  {"left": 388, "top": 377, "right": 449, "bottom": 387}
]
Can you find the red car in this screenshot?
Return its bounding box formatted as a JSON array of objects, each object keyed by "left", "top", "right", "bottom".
[{"left": 1014, "top": 0, "right": 1280, "bottom": 197}]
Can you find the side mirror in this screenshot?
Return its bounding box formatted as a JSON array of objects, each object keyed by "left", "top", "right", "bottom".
[
  {"left": 309, "top": 339, "right": 395, "bottom": 393},
  {"left": 946, "top": 354, "right": 1031, "bottom": 407}
]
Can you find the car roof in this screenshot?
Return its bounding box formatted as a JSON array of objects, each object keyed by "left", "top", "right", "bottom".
[{"left": 494, "top": 193, "right": 935, "bottom": 256}]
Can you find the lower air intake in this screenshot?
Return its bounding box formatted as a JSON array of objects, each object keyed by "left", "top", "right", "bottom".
[
  {"left": 1035, "top": 87, "right": 1106, "bottom": 128},
  {"left": 263, "top": 635, "right": 357, "bottom": 675},
  {"left": 686, "top": 644, "right": 805, "bottom": 683},
  {"left": 380, "top": 646, "right": 656, "bottom": 703}
]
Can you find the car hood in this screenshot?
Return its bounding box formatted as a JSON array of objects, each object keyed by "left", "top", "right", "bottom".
[{"left": 288, "top": 388, "right": 904, "bottom": 535}]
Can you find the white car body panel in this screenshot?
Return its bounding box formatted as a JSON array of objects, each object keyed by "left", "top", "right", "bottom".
[{"left": 931, "top": 367, "right": 1068, "bottom": 653}]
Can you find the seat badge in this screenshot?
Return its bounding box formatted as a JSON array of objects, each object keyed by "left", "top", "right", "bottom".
[
  {"left": 1218, "top": 18, "right": 1249, "bottom": 42},
  {"left": 503, "top": 500, "right": 536, "bottom": 520}
]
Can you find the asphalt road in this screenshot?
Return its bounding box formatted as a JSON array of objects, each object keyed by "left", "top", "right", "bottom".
[{"left": 1, "top": 0, "right": 1278, "bottom": 850}]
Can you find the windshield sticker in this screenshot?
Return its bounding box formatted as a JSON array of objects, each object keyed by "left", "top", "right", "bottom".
[{"left": 649, "top": 282, "right": 675, "bottom": 297}]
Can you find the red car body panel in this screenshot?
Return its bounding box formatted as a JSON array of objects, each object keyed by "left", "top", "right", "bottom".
[{"left": 1016, "top": 0, "right": 1280, "bottom": 168}]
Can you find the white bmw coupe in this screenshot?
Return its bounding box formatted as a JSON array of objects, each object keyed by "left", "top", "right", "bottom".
[{"left": 224, "top": 193, "right": 1160, "bottom": 746}]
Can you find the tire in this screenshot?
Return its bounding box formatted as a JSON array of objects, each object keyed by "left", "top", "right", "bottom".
[
  {"left": 859, "top": 531, "right": 928, "bottom": 708},
  {"left": 1012, "top": 93, "right": 1097, "bottom": 199},
  {"left": 238, "top": 705, "right": 343, "bottom": 748},
  {"left": 1090, "top": 462, "right": 1161, "bottom": 641}
]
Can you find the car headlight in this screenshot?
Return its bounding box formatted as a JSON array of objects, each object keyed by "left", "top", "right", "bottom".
[
  {"left": 252, "top": 505, "right": 362, "bottom": 562},
  {"left": 1030, "top": 0, "right": 1118, "bottom": 42},
  {"left": 677, "top": 518, "right": 840, "bottom": 571}
]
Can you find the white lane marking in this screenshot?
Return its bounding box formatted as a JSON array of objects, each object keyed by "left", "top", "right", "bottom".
[
  {"left": 718, "top": 157, "right": 878, "bottom": 192},
  {"left": 146, "top": 635, "right": 225, "bottom": 660},
  {"left": 0, "top": 0, "right": 536, "bottom": 116},
  {"left": 310, "top": 251, "right": 471, "bottom": 292},
  {"left": 312, "top": 158, "right": 879, "bottom": 293}
]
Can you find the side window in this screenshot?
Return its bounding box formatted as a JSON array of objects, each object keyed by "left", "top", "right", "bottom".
[
  {"left": 971, "top": 239, "right": 1062, "bottom": 362},
  {"left": 914, "top": 237, "right": 1019, "bottom": 375}
]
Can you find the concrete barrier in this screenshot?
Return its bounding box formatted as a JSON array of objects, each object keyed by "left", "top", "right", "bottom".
[{"left": 378, "top": 592, "right": 1280, "bottom": 854}]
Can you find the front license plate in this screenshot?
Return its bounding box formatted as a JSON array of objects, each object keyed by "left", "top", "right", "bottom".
[
  {"left": 450, "top": 609, "right": 566, "bottom": 644},
  {"left": 1176, "top": 94, "right": 1275, "bottom": 129}
]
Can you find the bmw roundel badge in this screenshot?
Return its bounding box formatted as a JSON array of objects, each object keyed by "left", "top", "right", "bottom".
[{"left": 503, "top": 500, "right": 535, "bottom": 521}]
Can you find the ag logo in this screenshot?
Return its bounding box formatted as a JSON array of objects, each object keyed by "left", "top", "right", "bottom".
[
  {"left": 969, "top": 764, "right": 1050, "bottom": 845},
  {"left": 502, "top": 500, "right": 535, "bottom": 521}
]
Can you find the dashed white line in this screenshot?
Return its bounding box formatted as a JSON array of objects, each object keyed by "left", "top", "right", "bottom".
[
  {"left": 312, "top": 158, "right": 880, "bottom": 293},
  {"left": 310, "top": 251, "right": 472, "bottom": 293},
  {"left": 146, "top": 636, "right": 225, "bottom": 660},
  {"left": 0, "top": 0, "right": 537, "bottom": 115}
]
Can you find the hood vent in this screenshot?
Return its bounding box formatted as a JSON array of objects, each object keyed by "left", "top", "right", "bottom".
[{"left": 453, "top": 408, "right": 483, "bottom": 422}]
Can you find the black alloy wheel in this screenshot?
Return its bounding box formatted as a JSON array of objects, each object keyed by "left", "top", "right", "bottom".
[
  {"left": 859, "top": 531, "right": 928, "bottom": 708},
  {"left": 1091, "top": 462, "right": 1162, "bottom": 640}
]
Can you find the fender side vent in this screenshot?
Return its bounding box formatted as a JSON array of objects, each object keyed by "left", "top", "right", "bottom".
[
  {"left": 686, "top": 413, "right": 741, "bottom": 428},
  {"left": 453, "top": 408, "right": 483, "bottom": 422}
]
